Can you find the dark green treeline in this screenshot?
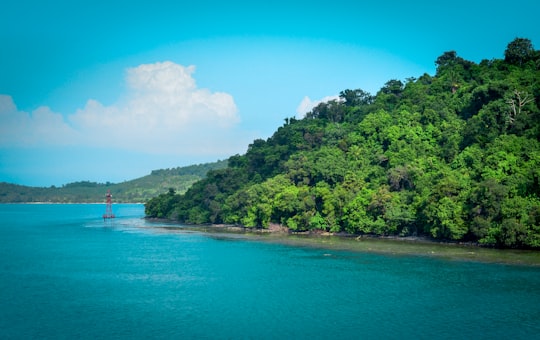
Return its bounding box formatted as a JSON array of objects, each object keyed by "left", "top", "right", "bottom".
[{"left": 146, "top": 38, "right": 540, "bottom": 248}]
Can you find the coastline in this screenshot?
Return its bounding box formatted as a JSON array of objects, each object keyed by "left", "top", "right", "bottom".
[{"left": 144, "top": 218, "right": 540, "bottom": 266}]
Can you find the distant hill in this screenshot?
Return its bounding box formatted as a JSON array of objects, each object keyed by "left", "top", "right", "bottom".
[{"left": 0, "top": 160, "right": 227, "bottom": 203}]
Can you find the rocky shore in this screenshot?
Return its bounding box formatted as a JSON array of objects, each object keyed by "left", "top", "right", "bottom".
[{"left": 143, "top": 218, "right": 540, "bottom": 266}]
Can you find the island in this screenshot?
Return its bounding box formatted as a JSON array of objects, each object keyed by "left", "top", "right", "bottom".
[{"left": 145, "top": 38, "right": 540, "bottom": 249}]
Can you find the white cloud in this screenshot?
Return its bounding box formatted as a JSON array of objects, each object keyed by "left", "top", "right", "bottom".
[
  {"left": 1, "top": 62, "right": 244, "bottom": 156},
  {"left": 295, "top": 95, "right": 340, "bottom": 118},
  {"left": 0, "top": 95, "right": 79, "bottom": 146}
]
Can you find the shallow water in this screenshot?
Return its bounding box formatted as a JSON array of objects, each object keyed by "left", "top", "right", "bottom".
[{"left": 1, "top": 204, "right": 539, "bottom": 339}]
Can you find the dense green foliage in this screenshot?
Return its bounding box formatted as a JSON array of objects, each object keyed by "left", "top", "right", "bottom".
[
  {"left": 146, "top": 38, "right": 540, "bottom": 248},
  {"left": 0, "top": 160, "right": 227, "bottom": 203}
]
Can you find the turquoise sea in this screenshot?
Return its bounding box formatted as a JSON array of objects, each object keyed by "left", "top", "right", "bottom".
[{"left": 1, "top": 204, "right": 540, "bottom": 339}]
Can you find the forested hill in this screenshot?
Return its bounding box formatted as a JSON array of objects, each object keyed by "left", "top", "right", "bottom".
[
  {"left": 0, "top": 160, "right": 227, "bottom": 203},
  {"left": 145, "top": 38, "right": 540, "bottom": 248}
]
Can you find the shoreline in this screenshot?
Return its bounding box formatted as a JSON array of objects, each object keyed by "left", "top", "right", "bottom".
[
  {"left": 145, "top": 218, "right": 483, "bottom": 247},
  {"left": 144, "top": 218, "right": 540, "bottom": 266}
]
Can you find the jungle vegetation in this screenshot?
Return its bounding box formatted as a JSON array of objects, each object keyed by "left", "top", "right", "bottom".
[{"left": 145, "top": 38, "right": 540, "bottom": 248}]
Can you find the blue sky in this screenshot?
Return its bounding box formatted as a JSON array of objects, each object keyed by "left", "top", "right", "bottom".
[{"left": 1, "top": 0, "right": 539, "bottom": 187}]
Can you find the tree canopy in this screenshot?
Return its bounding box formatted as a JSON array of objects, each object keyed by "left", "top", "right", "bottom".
[{"left": 146, "top": 38, "right": 540, "bottom": 248}]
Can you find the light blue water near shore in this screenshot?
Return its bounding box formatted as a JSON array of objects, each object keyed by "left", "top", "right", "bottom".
[{"left": 1, "top": 204, "right": 540, "bottom": 339}]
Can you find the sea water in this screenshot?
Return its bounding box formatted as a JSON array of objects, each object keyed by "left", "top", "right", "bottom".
[{"left": 1, "top": 204, "right": 539, "bottom": 339}]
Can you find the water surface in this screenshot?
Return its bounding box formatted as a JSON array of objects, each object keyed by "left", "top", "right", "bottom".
[{"left": 1, "top": 204, "right": 539, "bottom": 339}]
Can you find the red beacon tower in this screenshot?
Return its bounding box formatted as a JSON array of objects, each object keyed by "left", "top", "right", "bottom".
[{"left": 103, "top": 189, "right": 115, "bottom": 220}]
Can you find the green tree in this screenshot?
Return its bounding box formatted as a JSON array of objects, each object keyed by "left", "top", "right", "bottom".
[
  {"left": 504, "top": 37, "right": 535, "bottom": 66},
  {"left": 339, "top": 89, "right": 374, "bottom": 107}
]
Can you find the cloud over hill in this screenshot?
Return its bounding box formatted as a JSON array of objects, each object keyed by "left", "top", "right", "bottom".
[{"left": 1, "top": 61, "right": 244, "bottom": 156}]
